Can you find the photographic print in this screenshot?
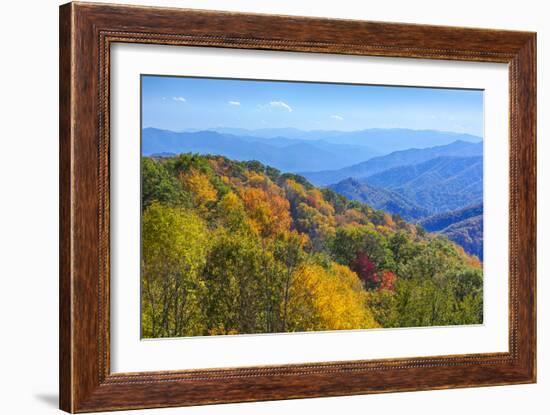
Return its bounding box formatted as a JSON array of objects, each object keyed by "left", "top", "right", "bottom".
[{"left": 140, "top": 75, "right": 484, "bottom": 339}]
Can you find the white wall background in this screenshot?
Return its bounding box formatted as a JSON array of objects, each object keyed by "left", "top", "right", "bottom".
[{"left": 0, "top": 0, "right": 546, "bottom": 414}]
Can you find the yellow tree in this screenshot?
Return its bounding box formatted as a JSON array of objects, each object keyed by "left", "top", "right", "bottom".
[
  {"left": 306, "top": 188, "right": 335, "bottom": 217},
  {"left": 141, "top": 202, "right": 210, "bottom": 338},
  {"left": 216, "top": 191, "right": 248, "bottom": 231},
  {"left": 287, "top": 263, "right": 379, "bottom": 332},
  {"left": 240, "top": 187, "right": 291, "bottom": 237},
  {"left": 179, "top": 168, "right": 217, "bottom": 209}
]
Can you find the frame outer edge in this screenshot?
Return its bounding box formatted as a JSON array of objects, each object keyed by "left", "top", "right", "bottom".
[
  {"left": 59, "top": 2, "right": 537, "bottom": 412},
  {"left": 532, "top": 33, "right": 537, "bottom": 383},
  {"left": 508, "top": 33, "right": 537, "bottom": 383},
  {"left": 520, "top": 33, "right": 537, "bottom": 382},
  {"left": 59, "top": 2, "right": 75, "bottom": 413}
]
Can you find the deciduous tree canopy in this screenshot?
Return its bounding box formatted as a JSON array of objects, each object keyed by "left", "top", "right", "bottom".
[{"left": 141, "top": 154, "right": 483, "bottom": 338}]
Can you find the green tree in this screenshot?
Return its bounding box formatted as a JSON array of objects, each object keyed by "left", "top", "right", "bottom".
[
  {"left": 202, "top": 230, "right": 285, "bottom": 334},
  {"left": 329, "top": 224, "right": 370, "bottom": 265},
  {"left": 329, "top": 224, "right": 395, "bottom": 272},
  {"left": 141, "top": 202, "right": 210, "bottom": 338},
  {"left": 271, "top": 231, "right": 307, "bottom": 331},
  {"left": 141, "top": 157, "right": 189, "bottom": 209},
  {"left": 215, "top": 191, "right": 248, "bottom": 231}
]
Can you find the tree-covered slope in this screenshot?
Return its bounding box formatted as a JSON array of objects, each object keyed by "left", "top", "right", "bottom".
[
  {"left": 419, "top": 204, "right": 484, "bottom": 260},
  {"left": 365, "top": 156, "right": 483, "bottom": 214},
  {"left": 141, "top": 153, "right": 483, "bottom": 338},
  {"left": 328, "top": 160, "right": 483, "bottom": 256},
  {"left": 419, "top": 204, "right": 483, "bottom": 232},
  {"left": 440, "top": 216, "right": 483, "bottom": 260},
  {"left": 329, "top": 178, "right": 429, "bottom": 221}
]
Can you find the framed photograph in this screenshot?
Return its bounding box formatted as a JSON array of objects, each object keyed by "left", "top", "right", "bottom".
[{"left": 59, "top": 2, "right": 536, "bottom": 412}]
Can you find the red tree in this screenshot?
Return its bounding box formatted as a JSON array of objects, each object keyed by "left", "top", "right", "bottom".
[
  {"left": 379, "top": 270, "right": 396, "bottom": 291},
  {"left": 351, "top": 251, "right": 380, "bottom": 290}
]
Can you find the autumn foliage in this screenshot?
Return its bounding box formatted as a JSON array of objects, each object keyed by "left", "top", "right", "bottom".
[{"left": 141, "top": 154, "right": 483, "bottom": 338}]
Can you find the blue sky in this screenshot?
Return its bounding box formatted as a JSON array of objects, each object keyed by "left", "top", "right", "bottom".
[{"left": 142, "top": 75, "right": 484, "bottom": 137}]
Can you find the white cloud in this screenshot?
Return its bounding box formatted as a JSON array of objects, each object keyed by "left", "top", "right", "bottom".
[
  {"left": 229, "top": 101, "right": 241, "bottom": 106},
  {"left": 172, "top": 96, "right": 186, "bottom": 102},
  {"left": 330, "top": 115, "right": 344, "bottom": 121},
  {"left": 269, "top": 101, "right": 293, "bottom": 112}
]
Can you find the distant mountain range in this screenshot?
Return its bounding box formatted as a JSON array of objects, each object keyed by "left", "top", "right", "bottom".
[
  {"left": 419, "top": 204, "right": 483, "bottom": 260},
  {"left": 183, "top": 127, "right": 482, "bottom": 154},
  {"left": 303, "top": 140, "right": 483, "bottom": 186},
  {"left": 142, "top": 128, "right": 380, "bottom": 172}
]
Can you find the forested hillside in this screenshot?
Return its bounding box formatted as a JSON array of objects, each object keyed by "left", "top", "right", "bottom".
[
  {"left": 420, "top": 204, "right": 483, "bottom": 232},
  {"left": 420, "top": 204, "right": 484, "bottom": 260},
  {"left": 332, "top": 181, "right": 484, "bottom": 259},
  {"left": 329, "top": 178, "right": 429, "bottom": 221},
  {"left": 141, "top": 153, "right": 483, "bottom": 338},
  {"left": 440, "top": 216, "right": 483, "bottom": 260},
  {"left": 365, "top": 156, "right": 482, "bottom": 214}
]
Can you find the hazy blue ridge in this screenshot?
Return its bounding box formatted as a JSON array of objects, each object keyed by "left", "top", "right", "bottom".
[
  {"left": 319, "top": 128, "right": 482, "bottom": 153},
  {"left": 302, "top": 140, "right": 482, "bottom": 187},
  {"left": 142, "top": 128, "right": 380, "bottom": 173},
  {"left": 188, "top": 127, "right": 482, "bottom": 154}
]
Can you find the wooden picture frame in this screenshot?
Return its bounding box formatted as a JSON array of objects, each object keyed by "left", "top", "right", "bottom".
[{"left": 59, "top": 2, "right": 536, "bottom": 412}]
